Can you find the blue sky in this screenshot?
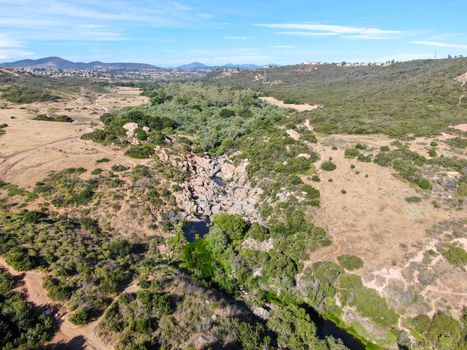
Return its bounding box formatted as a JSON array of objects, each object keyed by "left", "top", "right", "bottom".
[{"left": 0, "top": 0, "right": 466, "bottom": 66}]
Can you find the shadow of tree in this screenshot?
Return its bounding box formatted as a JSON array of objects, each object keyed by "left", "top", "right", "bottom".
[{"left": 45, "top": 336, "right": 87, "bottom": 350}]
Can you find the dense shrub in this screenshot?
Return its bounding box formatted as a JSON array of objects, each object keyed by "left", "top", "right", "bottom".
[
  {"left": 418, "top": 178, "right": 432, "bottom": 190},
  {"left": 69, "top": 307, "right": 93, "bottom": 325},
  {"left": 321, "top": 161, "right": 336, "bottom": 171},
  {"left": 442, "top": 246, "right": 467, "bottom": 266},
  {"left": 125, "top": 144, "right": 155, "bottom": 159},
  {"left": 33, "top": 114, "right": 73, "bottom": 122},
  {"left": 344, "top": 148, "right": 360, "bottom": 158},
  {"left": 1, "top": 85, "right": 59, "bottom": 103},
  {"left": 0, "top": 268, "right": 55, "bottom": 348},
  {"left": 337, "top": 255, "right": 364, "bottom": 270}
]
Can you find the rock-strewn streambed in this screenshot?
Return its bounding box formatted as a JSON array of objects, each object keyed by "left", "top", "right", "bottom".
[{"left": 156, "top": 148, "right": 263, "bottom": 225}]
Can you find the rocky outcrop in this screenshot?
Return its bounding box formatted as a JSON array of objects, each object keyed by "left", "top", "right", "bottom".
[{"left": 156, "top": 148, "right": 263, "bottom": 223}]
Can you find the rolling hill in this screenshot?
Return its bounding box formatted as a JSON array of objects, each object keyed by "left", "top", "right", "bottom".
[
  {"left": 210, "top": 58, "right": 467, "bottom": 136},
  {"left": 0, "top": 56, "right": 160, "bottom": 70}
]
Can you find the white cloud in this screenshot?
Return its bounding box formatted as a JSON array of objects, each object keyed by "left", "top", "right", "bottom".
[
  {"left": 224, "top": 36, "right": 254, "bottom": 40},
  {"left": 255, "top": 23, "right": 401, "bottom": 40},
  {"left": 0, "top": 0, "right": 214, "bottom": 42},
  {"left": 277, "top": 31, "right": 338, "bottom": 37},
  {"left": 409, "top": 40, "right": 467, "bottom": 49},
  {"left": 0, "top": 49, "right": 33, "bottom": 60},
  {"left": 0, "top": 34, "right": 22, "bottom": 48}
]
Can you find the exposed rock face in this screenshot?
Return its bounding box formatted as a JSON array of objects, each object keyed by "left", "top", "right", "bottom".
[
  {"left": 122, "top": 122, "right": 139, "bottom": 144},
  {"left": 156, "top": 148, "right": 263, "bottom": 223}
]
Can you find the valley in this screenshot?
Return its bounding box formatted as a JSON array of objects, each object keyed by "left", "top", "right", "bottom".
[{"left": 0, "top": 58, "right": 466, "bottom": 350}]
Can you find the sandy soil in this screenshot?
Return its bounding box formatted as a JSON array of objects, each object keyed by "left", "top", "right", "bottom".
[
  {"left": 260, "top": 96, "right": 322, "bottom": 112},
  {"left": 450, "top": 123, "right": 467, "bottom": 132}
]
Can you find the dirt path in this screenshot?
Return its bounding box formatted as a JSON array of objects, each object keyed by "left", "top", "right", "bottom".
[
  {"left": 95, "top": 94, "right": 109, "bottom": 113},
  {"left": 0, "top": 257, "right": 52, "bottom": 306},
  {"left": 260, "top": 96, "right": 322, "bottom": 112},
  {"left": 0, "top": 135, "right": 145, "bottom": 185},
  {"left": 0, "top": 257, "right": 112, "bottom": 349},
  {"left": 0, "top": 137, "right": 81, "bottom": 178}
]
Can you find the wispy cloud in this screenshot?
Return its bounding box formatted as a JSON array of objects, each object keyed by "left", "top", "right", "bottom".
[
  {"left": 255, "top": 23, "right": 401, "bottom": 40},
  {"left": 277, "top": 31, "right": 338, "bottom": 37},
  {"left": 224, "top": 36, "right": 254, "bottom": 40},
  {"left": 0, "top": 0, "right": 213, "bottom": 43},
  {"left": 0, "top": 34, "right": 23, "bottom": 48},
  {"left": 409, "top": 40, "right": 467, "bottom": 49},
  {"left": 271, "top": 45, "right": 295, "bottom": 49},
  {"left": 0, "top": 33, "right": 30, "bottom": 60}
]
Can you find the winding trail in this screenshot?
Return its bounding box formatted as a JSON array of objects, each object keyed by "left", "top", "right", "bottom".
[
  {"left": 0, "top": 257, "right": 112, "bottom": 349},
  {"left": 95, "top": 94, "right": 109, "bottom": 113}
]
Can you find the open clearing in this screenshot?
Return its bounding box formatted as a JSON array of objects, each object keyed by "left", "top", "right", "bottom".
[
  {"left": 0, "top": 87, "right": 148, "bottom": 188},
  {"left": 305, "top": 133, "right": 466, "bottom": 319},
  {"left": 260, "top": 96, "right": 321, "bottom": 112}
]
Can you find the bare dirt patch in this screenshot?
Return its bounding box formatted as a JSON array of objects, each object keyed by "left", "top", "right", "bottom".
[
  {"left": 260, "top": 96, "right": 322, "bottom": 112},
  {"left": 450, "top": 124, "right": 467, "bottom": 132}
]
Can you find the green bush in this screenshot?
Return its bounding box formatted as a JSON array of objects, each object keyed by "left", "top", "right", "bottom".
[
  {"left": 69, "top": 307, "right": 93, "bottom": 325},
  {"left": 125, "top": 144, "right": 155, "bottom": 159},
  {"left": 6, "top": 247, "right": 40, "bottom": 271},
  {"left": 33, "top": 114, "right": 73, "bottom": 122},
  {"left": 418, "top": 178, "right": 432, "bottom": 190},
  {"left": 344, "top": 148, "right": 360, "bottom": 158},
  {"left": 91, "top": 168, "right": 103, "bottom": 175},
  {"left": 405, "top": 196, "right": 422, "bottom": 203},
  {"left": 211, "top": 213, "right": 247, "bottom": 242},
  {"left": 320, "top": 161, "right": 336, "bottom": 171},
  {"left": 0, "top": 268, "right": 55, "bottom": 348},
  {"left": 43, "top": 277, "right": 73, "bottom": 301},
  {"left": 410, "top": 312, "right": 465, "bottom": 350},
  {"left": 442, "top": 246, "right": 467, "bottom": 266},
  {"left": 337, "top": 255, "right": 364, "bottom": 270},
  {"left": 111, "top": 164, "right": 129, "bottom": 172}
]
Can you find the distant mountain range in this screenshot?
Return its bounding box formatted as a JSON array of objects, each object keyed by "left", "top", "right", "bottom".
[
  {"left": 0, "top": 56, "right": 279, "bottom": 71},
  {"left": 176, "top": 62, "right": 279, "bottom": 70},
  {"left": 0, "top": 56, "right": 160, "bottom": 70}
]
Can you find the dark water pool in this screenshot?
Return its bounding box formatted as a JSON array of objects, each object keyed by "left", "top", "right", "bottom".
[
  {"left": 212, "top": 176, "right": 225, "bottom": 187},
  {"left": 304, "top": 305, "right": 366, "bottom": 350},
  {"left": 182, "top": 220, "right": 210, "bottom": 242}
]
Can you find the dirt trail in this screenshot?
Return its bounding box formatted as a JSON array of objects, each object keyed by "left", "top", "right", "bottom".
[
  {"left": 260, "top": 96, "right": 322, "bottom": 112},
  {"left": 0, "top": 136, "right": 144, "bottom": 185},
  {"left": 0, "top": 257, "right": 52, "bottom": 306},
  {"left": 0, "top": 257, "right": 112, "bottom": 349},
  {"left": 0, "top": 137, "right": 81, "bottom": 177},
  {"left": 95, "top": 94, "right": 109, "bottom": 113}
]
